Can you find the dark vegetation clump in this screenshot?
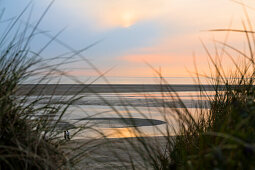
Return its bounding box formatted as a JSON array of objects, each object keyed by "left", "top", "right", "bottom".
[
  {"left": 0, "top": 45, "right": 67, "bottom": 169},
  {"left": 169, "top": 17, "right": 255, "bottom": 170},
  {"left": 0, "top": 3, "right": 89, "bottom": 169},
  {"left": 170, "top": 82, "right": 255, "bottom": 169}
]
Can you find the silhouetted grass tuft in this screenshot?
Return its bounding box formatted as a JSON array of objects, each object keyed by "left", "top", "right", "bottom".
[
  {"left": 0, "top": 2, "right": 101, "bottom": 169},
  {"left": 103, "top": 4, "right": 255, "bottom": 169}
]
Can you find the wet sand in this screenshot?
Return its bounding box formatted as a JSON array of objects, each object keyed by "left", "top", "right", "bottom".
[
  {"left": 20, "top": 84, "right": 205, "bottom": 168},
  {"left": 63, "top": 136, "right": 170, "bottom": 169}
]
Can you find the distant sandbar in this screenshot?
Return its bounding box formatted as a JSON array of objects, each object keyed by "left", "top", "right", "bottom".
[{"left": 16, "top": 84, "right": 226, "bottom": 95}]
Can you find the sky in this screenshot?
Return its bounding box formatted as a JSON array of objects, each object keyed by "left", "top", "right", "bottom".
[{"left": 1, "top": 0, "right": 255, "bottom": 83}]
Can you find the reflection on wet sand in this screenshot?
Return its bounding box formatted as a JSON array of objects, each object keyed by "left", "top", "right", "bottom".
[
  {"left": 69, "top": 117, "right": 167, "bottom": 139},
  {"left": 74, "top": 126, "right": 165, "bottom": 139},
  {"left": 101, "top": 127, "right": 140, "bottom": 138}
]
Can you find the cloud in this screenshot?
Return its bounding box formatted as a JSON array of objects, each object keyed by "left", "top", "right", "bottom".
[
  {"left": 34, "top": 0, "right": 255, "bottom": 78},
  {"left": 57, "top": 0, "right": 171, "bottom": 30}
]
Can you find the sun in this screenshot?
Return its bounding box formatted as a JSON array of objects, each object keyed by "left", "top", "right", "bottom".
[{"left": 120, "top": 11, "right": 136, "bottom": 28}]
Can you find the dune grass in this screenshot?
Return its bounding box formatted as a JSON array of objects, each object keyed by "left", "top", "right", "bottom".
[
  {"left": 0, "top": 2, "right": 106, "bottom": 169},
  {"left": 168, "top": 48, "right": 255, "bottom": 169},
  {"left": 167, "top": 6, "right": 255, "bottom": 169},
  {"left": 0, "top": 36, "right": 68, "bottom": 169},
  {"left": 98, "top": 4, "right": 255, "bottom": 170}
]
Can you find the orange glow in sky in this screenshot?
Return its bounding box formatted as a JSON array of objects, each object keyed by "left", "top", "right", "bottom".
[
  {"left": 54, "top": 0, "right": 254, "bottom": 79},
  {"left": 5, "top": 0, "right": 255, "bottom": 82}
]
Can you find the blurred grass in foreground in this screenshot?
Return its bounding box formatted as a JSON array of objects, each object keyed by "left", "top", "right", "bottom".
[
  {"left": 0, "top": 2, "right": 104, "bottom": 169},
  {"left": 104, "top": 3, "right": 255, "bottom": 170},
  {"left": 169, "top": 3, "right": 255, "bottom": 169}
]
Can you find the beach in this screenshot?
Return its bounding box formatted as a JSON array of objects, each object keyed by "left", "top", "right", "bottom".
[
  {"left": 19, "top": 84, "right": 211, "bottom": 138},
  {"left": 63, "top": 136, "right": 169, "bottom": 169},
  {"left": 19, "top": 84, "right": 209, "bottom": 168},
  {"left": 2, "top": 0, "right": 254, "bottom": 168}
]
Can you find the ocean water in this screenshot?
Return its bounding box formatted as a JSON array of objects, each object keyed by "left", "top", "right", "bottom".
[{"left": 27, "top": 90, "right": 213, "bottom": 139}]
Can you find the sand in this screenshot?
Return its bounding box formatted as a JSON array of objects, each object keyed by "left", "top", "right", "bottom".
[{"left": 63, "top": 136, "right": 170, "bottom": 169}]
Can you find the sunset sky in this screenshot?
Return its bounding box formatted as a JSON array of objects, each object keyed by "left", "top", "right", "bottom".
[{"left": 1, "top": 0, "right": 255, "bottom": 83}]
